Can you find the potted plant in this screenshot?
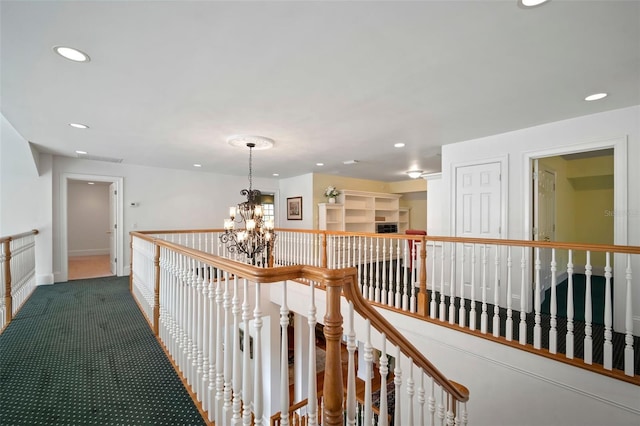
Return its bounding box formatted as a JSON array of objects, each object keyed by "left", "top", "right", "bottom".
[{"left": 324, "top": 186, "right": 340, "bottom": 203}]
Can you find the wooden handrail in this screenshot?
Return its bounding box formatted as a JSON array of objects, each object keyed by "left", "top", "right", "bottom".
[{"left": 0, "top": 229, "right": 39, "bottom": 244}]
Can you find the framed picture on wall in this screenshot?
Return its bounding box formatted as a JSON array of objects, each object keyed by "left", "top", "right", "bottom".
[{"left": 287, "top": 196, "right": 302, "bottom": 220}]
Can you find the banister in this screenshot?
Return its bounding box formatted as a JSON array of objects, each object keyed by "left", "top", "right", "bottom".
[
  {"left": 340, "top": 270, "right": 470, "bottom": 403},
  {"left": 1, "top": 229, "right": 38, "bottom": 331},
  {"left": 0, "top": 229, "right": 39, "bottom": 244}
]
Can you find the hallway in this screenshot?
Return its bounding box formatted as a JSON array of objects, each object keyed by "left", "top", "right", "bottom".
[{"left": 0, "top": 276, "right": 205, "bottom": 425}]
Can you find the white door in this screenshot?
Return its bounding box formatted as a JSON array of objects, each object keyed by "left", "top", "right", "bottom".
[
  {"left": 109, "top": 183, "right": 118, "bottom": 275},
  {"left": 455, "top": 162, "right": 502, "bottom": 303},
  {"left": 533, "top": 160, "right": 556, "bottom": 295}
]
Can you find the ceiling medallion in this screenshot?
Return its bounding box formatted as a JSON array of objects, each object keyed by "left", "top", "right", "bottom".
[{"left": 227, "top": 135, "right": 274, "bottom": 150}]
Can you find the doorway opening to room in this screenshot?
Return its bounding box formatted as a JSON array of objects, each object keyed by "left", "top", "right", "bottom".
[
  {"left": 529, "top": 145, "right": 620, "bottom": 329},
  {"left": 61, "top": 173, "right": 124, "bottom": 282},
  {"left": 67, "top": 180, "right": 116, "bottom": 280}
]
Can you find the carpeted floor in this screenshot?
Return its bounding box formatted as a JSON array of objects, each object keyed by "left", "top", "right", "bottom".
[{"left": 0, "top": 276, "right": 205, "bottom": 425}]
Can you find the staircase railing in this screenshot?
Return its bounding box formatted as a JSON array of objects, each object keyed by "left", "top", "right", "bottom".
[
  {"left": 137, "top": 228, "right": 640, "bottom": 384},
  {"left": 130, "top": 231, "right": 470, "bottom": 425},
  {"left": 0, "top": 229, "right": 38, "bottom": 333}
]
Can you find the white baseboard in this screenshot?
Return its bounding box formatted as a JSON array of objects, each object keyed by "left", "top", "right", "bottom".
[
  {"left": 68, "top": 249, "right": 110, "bottom": 257},
  {"left": 37, "top": 274, "right": 54, "bottom": 285}
]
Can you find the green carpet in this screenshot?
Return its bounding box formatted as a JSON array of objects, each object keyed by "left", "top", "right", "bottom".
[
  {"left": 0, "top": 276, "right": 205, "bottom": 425},
  {"left": 541, "top": 274, "right": 608, "bottom": 325}
]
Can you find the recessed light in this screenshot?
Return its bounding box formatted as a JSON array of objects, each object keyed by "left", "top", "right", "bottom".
[
  {"left": 520, "top": 0, "right": 550, "bottom": 7},
  {"left": 316, "top": 163, "right": 324, "bottom": 166},
  {"left": 272, "top": 173, "right": 280, "bottom": 177},
  {"left": 53, "top": 46, "right": 90, "bottom": 62},
  {"left": 75, "top": 150, "right": 87, "bottom": 155},
  {"left": 69, "top": 123, "right": 89, "bottom": 129},
  {"left": 87, "top": 182, "right": 95, "bottom": 185},
  {"left": 406, "top": 170, "right": 423, "bottom": 179},
  {"left": 343, "top": 160, "right": 359, "bottom": 165},
  {"left": 585, "top": 92, "right": 608, "bottom": 101},
  {"left": 193, "top": 164, "right": 202, "bottom": 168},
  {"left": 394, "top": 143, "right": 405, "bottom": 148}
]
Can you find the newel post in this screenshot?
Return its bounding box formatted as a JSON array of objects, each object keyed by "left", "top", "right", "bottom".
[
  {"left": 417, "top": 236, "right": 429, "bottom": 316},
  {"left": 323, "top": 274, "right": 345, "bottom": 426},
  {"left": 153, "top": 243, "right": 161, "bottom": 335},
  {"left": 3, "top": 239, "right": 12, "bottom": 327}
]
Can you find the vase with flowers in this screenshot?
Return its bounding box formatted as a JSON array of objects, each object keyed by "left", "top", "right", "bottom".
[{"left": 324, "top": 186, "right": 340, "bottom": 204}]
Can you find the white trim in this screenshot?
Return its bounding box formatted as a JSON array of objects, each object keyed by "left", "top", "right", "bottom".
[
  {"left": 36, "top": 273, "right": 55, "bottom": 285},
  {"left": 59, "top": 173, "right": 125, "bottom": 282}
]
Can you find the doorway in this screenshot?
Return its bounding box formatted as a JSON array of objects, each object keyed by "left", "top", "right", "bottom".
[{"left": 60, "top": 173, "right": 124, "bottom": 282}]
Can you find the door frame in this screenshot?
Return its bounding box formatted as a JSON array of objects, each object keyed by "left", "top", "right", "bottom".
[
  {"left": 60, "top": 173, "right": 125, "bottom": 282},
  {"left": 522, "top": 136, "right": 628, "bottom": 331}
]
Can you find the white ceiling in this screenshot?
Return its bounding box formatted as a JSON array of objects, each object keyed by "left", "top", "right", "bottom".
[{"left": 1, "top": 1, "right": 638, "bottom": 182}]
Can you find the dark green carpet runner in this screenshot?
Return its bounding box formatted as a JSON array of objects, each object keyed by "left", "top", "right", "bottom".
[{"left": 0, "top": 276, "right": 205, "bottom": 425}]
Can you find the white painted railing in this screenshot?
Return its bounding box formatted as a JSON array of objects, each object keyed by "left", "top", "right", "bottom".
[
  {"left": 133, "top": 229, "right": 639, "bottom": 383},
  {"left": 130, "top": 232, "right": 470, "bottom": 425},
  {"left": 1, "top": 229, "right": 38, "bottom": 333}
]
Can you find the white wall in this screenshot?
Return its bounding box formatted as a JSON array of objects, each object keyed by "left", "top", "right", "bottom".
[
  {"left": 52, "top": 156, "right": 279, "bottom": 282},
  {"left": 425, "top": 173, "right": 444, "bottom": 235},
  {"left": 67, "top": 181, "right": 110, "bottom": 256},
  {"left": 0, "top": 114, "right": 54, "bottom": 284},
  {"left": 438, "top": 105, "right": 640, "bottom": 332}
]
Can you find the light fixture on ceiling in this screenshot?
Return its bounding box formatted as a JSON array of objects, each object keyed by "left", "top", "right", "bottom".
[
  {"left": 87, "top": 182, "right": 95, "bottom": 185},
  {"left": 53, "top": 46, "right": 91, "bottom": 62},
  {"left": 520, "top": 0, "right": 550, "bottom": 7},
  {"left": 69, "top": 123, "right": 89, "bottom": 129},
  {"left": 394, "top": 143, "right": 405, "bottom": 148},
  {"left": 272, "top": 173, "right": 280, "bottom": 177},
  {"left": 343, "top": 160, "right": 359, "bottom": 165},
  {"left": 585, "top": 92, "right": 608, "bottom": 101},
  {"left": 75, "top": 150, "right": 87, "bottom": 155},
  {"left": 406, "top": 170, "right": 423, "bottom": 179},
  {"left": 193, "top": 163, "right": 202, "bottom": 168},
  {"left": 220, "top": 140, "right": 276, "bottom": 266},
  {"left": 316, "top": 162, "right": 324, "bottom": 166}
]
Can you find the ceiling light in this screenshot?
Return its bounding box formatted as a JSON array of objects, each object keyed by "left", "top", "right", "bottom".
[
  {"left": 272, "top": 173, "right": 280, "bottom": 177},
  {"left": 394, "top": 143, "right": 405, "bottom": 148},
  {"left": 53, "top": 46, "right": 90, "bottom": 62},
  {"left": 343, "top": 160, "right": 359, "bottom": 165},
  {"left": 193, "top": 164, "right": 202, "bottom": 168},
  {"left": 406, "top": 170, "right": 423, "bottom": 179},
  {"left": 87, "top": 182, "right": 95, "bottom": 185},
  {"left": 69, "top": 123, "right": 89, "bottom": 129},
  {"left": 75, "top": 150, "right": 87, "bottom": 155},
  {"left": 316, "top": 163, "right": 324, "bottom": 166},
  {"left": 520, "top": 0, "right": 550, "bottom": 7},
  {"left": 585, "top": 93, "right": 608, "bottom": 101}
]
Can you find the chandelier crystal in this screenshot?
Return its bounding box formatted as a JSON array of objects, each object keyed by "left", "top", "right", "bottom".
[{"left": 220, "top": 141, "right": 275, "bottom": 265}]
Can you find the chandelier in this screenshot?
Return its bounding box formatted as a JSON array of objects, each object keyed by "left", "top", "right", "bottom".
[{"left": 220, "top": 139, "right": 276, "bottom": 265}]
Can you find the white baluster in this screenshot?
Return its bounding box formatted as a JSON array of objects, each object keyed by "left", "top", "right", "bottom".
[
  {"left": 566, "top": 250, "right": 575, "bottom": 359},
  {"left": 449, "top": 246, "right": 456, "bottom": 325},
  {"left": 430, "top": 241, "right": 437, "bottom": 319},
  {"left": 363, "top": 320, "right": 373, "bottom": 426},
  {"left": 306, "top": 282, "right": 317, "bottom": 426},
  {"left": 519, "top": 247, "right": 527, "bottom": 345},
  {"left": 208, "top": 267, "right": 218, "bottom": 422},
  {"left": 379, "top": 335, "right": 389, "bottom": 426},
  {"left": 534, "top": 247, "right": 542, "bottom": 349},
  {"left": 459, "top": 246, "right": 466, "bottom": 328},
  {"left": 416, "top": 369, "right": 425, "bottom": 426},
  {"left": 469, "top": 245, "right": 477, "bottom": 331},
  {"left": 375, "top": 238, "right": 381, "bottom": 303},
  {"left": 279, "top": 281, "right": 290, "bottom": 426},
  {"left": 382, "top": 238, "right": 388, "bottom": 305},
  {"left": 437, "top": 388, "right": 445, "bottom": 426},
  {"left": 242, "top": 279, "right": 253, "bottom": 426},
  {"left": 223, "top": 272, "right": 233, "bottom": 421},
  {"left": 604, "top": 252, "right": 613, "bottom": 370},
  {"left": 399, "top": 239, "right": 408, "bottom": 310},
  {"left": 393, "top": 347, "right": 402, "bottom": 426},
  {"left": 446, "top": 394, "right": 454, "bottom": 426},
  {"left": 428, "top": 377, "right": 436, "bottom": 426},
  {"left": 215, "top": 270, "right": 224, "bottom": 425},
  {"left": 346, "top": 303, "right": 357, "bottom": 426},
  {"left": 506, "top": 247, "right": 513, "bottom": 341},
  {"left": 368, "top": 238, "right": 375, "bottom": 300},
  {"left": 396, "top": 239, "right": 402, "bottom": 309},
  {"left": 549, "top": 248, "right": 557, "bottom": 354},
  {"left": 480, "top": 245, "right": 488, "bottom": 334},
  {"left": 493, "top": 246, "right": 500, "bottom": 337},
  {"left": 232, "top": 275, "right": 242, "bottom": 425},
  {"left": 584, "top": 250, "right": 593, "bottom": 365},
  {"left": 439, "top": 242, "right": 446, "bottom": 321},
  {"left": 254, "top": 281, "right": 264, "bottom": 426},
  {"left": 624, "top": 254, "right": 634, "bottom": 376},
  {"left": 407, "top": 361, "right": 415, "bottom": 426}
]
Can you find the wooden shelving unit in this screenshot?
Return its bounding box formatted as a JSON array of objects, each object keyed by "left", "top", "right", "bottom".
[{"left": 318, "top": 190, "right": 403, "bottom": 233}]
